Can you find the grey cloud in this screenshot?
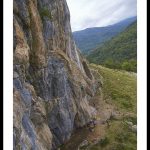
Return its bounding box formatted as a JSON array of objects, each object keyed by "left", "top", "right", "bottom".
[{"left": 66, "top": 0, "right": 137, "bottom": 31}]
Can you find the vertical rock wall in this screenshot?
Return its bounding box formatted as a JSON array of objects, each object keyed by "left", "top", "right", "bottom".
[{"left": 13, "top": 0, "right": 99, "bottom": 149}]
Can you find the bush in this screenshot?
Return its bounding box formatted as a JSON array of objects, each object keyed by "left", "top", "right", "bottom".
[
  {"left": 39, "top": 7, "right": 52, "bottom": 20},
  {"left": 99, "top": 137, "right": 109, "bottom": 147},
  {"left": 121, "top": 60, "right": 137, "bottom": 72}
]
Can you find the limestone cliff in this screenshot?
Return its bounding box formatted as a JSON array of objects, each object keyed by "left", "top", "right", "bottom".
[{"left": 13, "top": 0, "right": 99, "bottom": 149}]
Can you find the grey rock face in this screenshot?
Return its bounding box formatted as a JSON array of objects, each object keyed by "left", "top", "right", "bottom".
[
  {"left": 78, "top": 140, "right": 89, "bottom": 149},
  {"left": 13, "top": 0, "right": 100, "bottom": 149},
  {"left": 22, "top": 113, "right": 36, "bottom": 149},
  {"left": 28, "top": 58, "right": 70, "bottom": 101}
]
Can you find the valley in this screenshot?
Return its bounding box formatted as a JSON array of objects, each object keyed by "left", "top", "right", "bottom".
[{"left": 73, "top": 17, "right": 136, "bottom": 54}]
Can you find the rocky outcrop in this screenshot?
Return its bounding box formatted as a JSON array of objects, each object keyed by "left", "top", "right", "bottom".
[{"left": 13, "top": 0, "right": 99, "bottom": 149}]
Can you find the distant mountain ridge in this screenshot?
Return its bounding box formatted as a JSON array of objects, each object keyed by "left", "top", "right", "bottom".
[{"left": 73, "top": 16, "right": 137, "bottom": 54}]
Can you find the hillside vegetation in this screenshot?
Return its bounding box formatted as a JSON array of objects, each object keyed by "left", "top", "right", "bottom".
[
  {"left": 73, "top": 17, "right": 136, "bottom": 54},
  {"left": 87, "top": 22, "right": 137, "bottom": 72},
  {"left": 89, "top": 64, "right": 137, "bottom": 150},
  {"left": 90, "top": 64, "right": 137, "bottom": 113}
]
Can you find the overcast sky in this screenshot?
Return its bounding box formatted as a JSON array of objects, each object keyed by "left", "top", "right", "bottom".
[{"left": 66, "top": 0, "right": 137, "bottom": 31}]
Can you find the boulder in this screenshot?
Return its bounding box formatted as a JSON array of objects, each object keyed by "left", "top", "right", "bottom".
[{"left": 132, "top": 125, "right": 137, "bottom": 132}]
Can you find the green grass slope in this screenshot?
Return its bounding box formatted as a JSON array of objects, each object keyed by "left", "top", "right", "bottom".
[
  {"left": 89, "top": 64, "right": 137, "bottom": 150},
  {"left": 90, "top": 64, "right": 137, "bottom": 113},
  {"left": 87, "top": 22, "right": 137, "bottom": 72}
]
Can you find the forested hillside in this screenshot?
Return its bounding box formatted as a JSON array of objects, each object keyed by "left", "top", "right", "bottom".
[
  {"left": 87, "top": 21, "right": 137, "bottom": 72},
  {"left": 73, "top": 17, "right": 137, "bottom": 54}
]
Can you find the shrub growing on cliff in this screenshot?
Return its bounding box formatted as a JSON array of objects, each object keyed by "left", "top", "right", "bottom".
[{"left": 39, "top": 7, "right": 52, "bottom": 21}]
